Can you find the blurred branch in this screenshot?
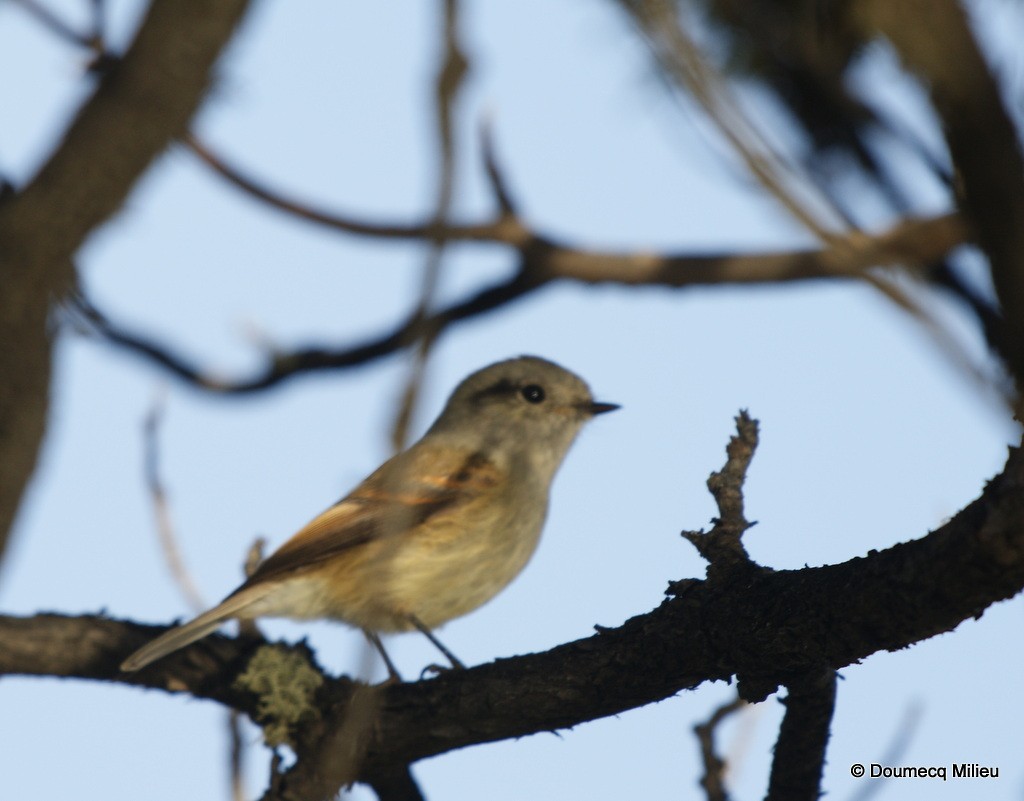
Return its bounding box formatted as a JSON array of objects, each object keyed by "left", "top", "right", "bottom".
[
  {"left": 615, "top": 1, "right": 1015, "bottom": 407},
  {"left": 617, "top": 0, "right": 844, "bottom": 240},
  {"left": 10, "top": 0, "right": 106, "bottom": 55},
  {"left": 866, "top": 271, "right": 1013, "bottom": 412},
  {"left": 0, "top": 0, "right": 254, "bottom": 575},
  {"left": 847, "top": 701, "right": 923, "bottom": 801},
  {"left": 765, "top": 669, "right": 837, "bottom": 801},
  {"left": 72, "top": 212, "right": 967, "bottom": 393},
  {"left": 143, "top": 393, "right": 206, "bottom": 613},
  {"left": 68, "top": 267, "right": 542, "bottom": 392},
  {"left": 693, "top": 695, "right": 747, "bottom": 801},
  {"left": 229, "top": 712, "right": 247, "bottom": 801},
  {"left": 229, "top": 536, "right": 267, "bottom": 801},
  {"left": 390, "top": 0, "right": 469, "bottom": 452},
  {"left": 4, "top": 424, "right": 1024, "bottom": 793},
  {"left": 852, "top": 0, "right": 1024, "bottom": 391}
]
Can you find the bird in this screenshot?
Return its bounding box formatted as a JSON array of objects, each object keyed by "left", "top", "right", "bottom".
[{"left": 120, "top": 355, "right": 618, "bottom": 678}]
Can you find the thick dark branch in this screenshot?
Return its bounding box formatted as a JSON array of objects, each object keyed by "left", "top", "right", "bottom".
[
  {"left": 766, "top": 670, "right": 837, "bottom": 801},
  {"left": 365, "top": 766, "right": 425, "bottom": 801},
  {"left": 0, "top": 0, "right": 254, "bottom": 567},
  {"left": 4, "top": 437, "right": 1024, "bottom": 786}
]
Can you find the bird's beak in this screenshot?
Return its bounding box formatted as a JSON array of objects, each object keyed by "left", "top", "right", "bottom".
[{"left": 584, "top": 401, "right": 620, "bottom": 416}]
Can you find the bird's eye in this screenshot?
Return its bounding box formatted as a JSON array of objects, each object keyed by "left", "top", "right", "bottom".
[{"left": 520, "top": 384, "right": 545, "bottom": 404}]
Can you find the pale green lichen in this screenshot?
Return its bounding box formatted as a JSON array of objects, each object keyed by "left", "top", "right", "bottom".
[{"left": 234, "top": 645, "right": 323, "bottom": 748}]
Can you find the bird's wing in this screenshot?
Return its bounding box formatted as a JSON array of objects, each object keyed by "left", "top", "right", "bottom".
[
  {"left": 235, "top": 445, "right": 503, "bottom": 589},
  {"left": 120, "top": 447, "right": 502, "bottom": 672}
]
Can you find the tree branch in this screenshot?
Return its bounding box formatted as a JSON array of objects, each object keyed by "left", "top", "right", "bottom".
[
  {"left": 766, "top": 669, "right": 837, "bottom": 801},
  {"left": 682, "top": 410, "right": 758, "bottom": 568},
  {"left": 0, "top": 0, "right": 255, "bottom": 570},
  {"left": 853, "top": 0, "right": 1024, "bottom": 389},
  {"left": 3, "top": 428, "right": 1023, "bottom": 792},
  {"left": 693, "top": 695, "right": 747, "bottom": 801},
  {"left": 72, "top": 212, "right": 967, "bottom": 393}
]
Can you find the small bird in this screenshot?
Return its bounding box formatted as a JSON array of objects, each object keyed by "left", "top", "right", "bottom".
[{"left": 121, "top": 356, "right": 617, "bottom": 677}]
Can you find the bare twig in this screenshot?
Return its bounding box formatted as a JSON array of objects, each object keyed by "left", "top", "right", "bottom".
[
  {"left": 847, "top": 701, "right": 923, "bottom": 801},
  {"left": 682, "top": 411, "right": 758, "bottom": 566},
  {"left": 237, "top": 537, "right": 266, "bottom": 644},
  {"left": 619, "top": 0, "right": 844, "bottom": 241},
  {"left": 143, "top": 393, "right": 206, "bottom": 613},
  {"left": 864, "top": 270, "right": 1013, "bottom": 412},
  {"left": 229, "top": 711, "right": 247, "bottom": 801},
  {"left": 11, "top": 0, "right": 96, "bottom": 50},
  {"left": 480, "top": 117, "right": 517, "bottom": 216},
  {"left": 230, "top": 536, "right": 266, "bottom": 801},
  {"left": 390, "top": 0, "right": 469, "bottom": 453},
  {"left": 693, "top": 695, "right": 747, "bottom": 801}
]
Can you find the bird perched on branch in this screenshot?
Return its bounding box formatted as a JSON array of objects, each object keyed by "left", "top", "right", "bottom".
[{"left": 121, "top": 355, "right": 617, "bottom": 678}]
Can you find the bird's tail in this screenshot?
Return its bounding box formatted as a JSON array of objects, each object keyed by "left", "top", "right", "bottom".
[{"left": 120, "top": 584, "right": 274, "bottom": 672}]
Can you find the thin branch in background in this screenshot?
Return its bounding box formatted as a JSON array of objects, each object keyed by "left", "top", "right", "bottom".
[
  {"left": 147, "top": 392, "right": 255, "bottom": 799},
  {"left": 390, "top": 0, "right": 469, "bottom": 453},
  {"left": 184, "top": 134, "right": 449, "bottom": 242},
  {"left": 693, "top": 695, "right": 747, "bottom": 801},
  {"left": 11, "top": 0, "right": 113, "bottom": 71},
  {"left": 69, "top": 213, "right": 969, "bottom": 396},
  {"left": 863, "top": 270, "right": 1013, "bottom": 412},
  {"left": 68, "top": 269, "right": 542, "bottom": 392},
  {"left": 243, "top": 537, "right": 266, "bottom": 579},
  {"left": 237, "top": 537, "right": 266, "bottom": 638},
  {"left": 391, "top": 326, "right": 441, "bottom": 453},
  {"left": 143, "top": 391, "right": 206, "bottom": 613},
  {"left": 11, "top": 0, "right": 96, "bottom": 49},
  {"left": 229, "top": 536, "right": 265, "bottom": 801},
  {"left": 479, "top": 116, "right": 518, "bottom": 216},
  {"left": 619, "top": 1, "right": 1016, "bottom": 411},
  {"left": 846, "top": 700, "right": 923, "bottom": 801},
  {"left": 620, "top": 0, "right": 844, "bottom": 242},
  {"left": 229, "top": 711, "right": 247, "bottom": 801},
  {"left": 86, "top": 0, "right": 107, "bottom": 43}
]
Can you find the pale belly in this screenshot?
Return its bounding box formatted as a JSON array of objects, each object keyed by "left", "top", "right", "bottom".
[{"left": 248, "top": 496, "right": 548, "bottom": 633}]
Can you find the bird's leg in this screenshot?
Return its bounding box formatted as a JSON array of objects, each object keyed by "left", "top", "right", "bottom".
[
  {"left": 408, "top": 614, "right": 466, "bottom": 671},
  {"left": 363, "top": 629, "right": 402, "bottom": 683}
]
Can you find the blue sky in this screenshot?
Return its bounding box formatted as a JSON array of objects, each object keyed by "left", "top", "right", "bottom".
[{"left": 1, "top": 2, "right": 1021, "bottom": 799}]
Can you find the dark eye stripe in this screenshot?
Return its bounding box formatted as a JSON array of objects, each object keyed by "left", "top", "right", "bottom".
[{"left": 471, "top": 379, "right": 518, "bottom": 403}]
